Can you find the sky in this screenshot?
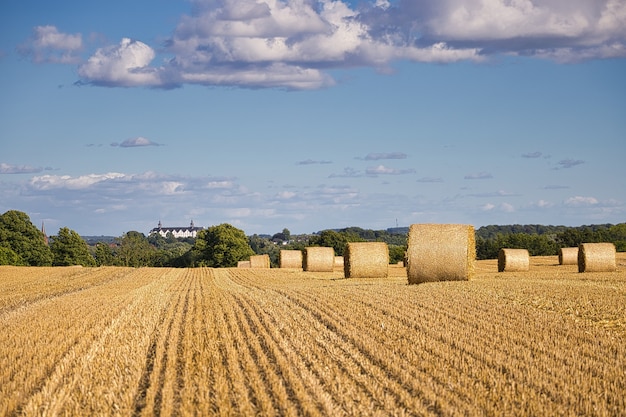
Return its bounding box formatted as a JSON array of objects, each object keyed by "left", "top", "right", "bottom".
[{"left": 1, "top": 0, "right": 625, "bottom": 237}]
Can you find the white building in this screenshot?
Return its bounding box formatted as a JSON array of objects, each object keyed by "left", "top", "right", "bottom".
[{"left": 150, "top": 220, "right": 203, "bottom": 238}]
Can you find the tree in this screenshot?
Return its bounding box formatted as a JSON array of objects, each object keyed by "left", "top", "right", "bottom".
[
  {"left": 249, "top": 234, "right": 280, "bottom": 267},
  {"left": 192, "top": 224, "right": 254, "bottom": 267},
  {"left": 117, "top": 231, "right": 155, "bottom": 267},
  {"left": 0, "top": 246, "right": 24, "bottom": 266},
  {"left": 94, "top": 242, "right": 114, "bottom": 266},
  {"left": 50, "top": 227, "right": 96, "bottom": 266},
  {"left": 0, "top": 210, "right": 52, "bottom": 266},
  {"left": 308, "top": 229, "right": 364, "bottom": 256}
]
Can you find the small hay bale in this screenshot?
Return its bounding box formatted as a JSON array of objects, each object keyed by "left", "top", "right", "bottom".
[
  {"left": 578, "top": 243, "right": 616, "bottom": 273},
  {"left": 334, "top": 256, "right": 344, "bottom": 268},
  {"left": 237, "top": 260, "right": 251, "bottom": 268},
  {"left": 344, "top": 242, "right": 389, "bottom": 278},
  {"left": 407, "top": 224, "right": 475, "bottom": 284},
  {"left": 498, "top": 249, "right": 529, "bottom": 272},
  {"left": 249, "top": 254, "right": 270, "bottom": 268},
  {"left": 558, "top": 247, "right": 578, "bottom": 265},
  {"left": 303, "top": 247, "right": 335, "bottom": 272},
  {"left": 279, "top": 250, "right": 302, "bottom": 269}
]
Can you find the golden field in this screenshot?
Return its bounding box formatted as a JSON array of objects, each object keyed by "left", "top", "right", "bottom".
[{"left": 1, "top": 254, "right": 625, "bottom": 416}]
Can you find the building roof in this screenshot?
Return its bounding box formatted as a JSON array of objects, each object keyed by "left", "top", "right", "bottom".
[{"left": 150, "top": 220, "right": 203, "bottom": 235}]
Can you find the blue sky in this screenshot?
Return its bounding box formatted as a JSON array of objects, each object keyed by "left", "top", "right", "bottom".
[{"left": 1, "top": 0, "right": 625, "bottom": 237}]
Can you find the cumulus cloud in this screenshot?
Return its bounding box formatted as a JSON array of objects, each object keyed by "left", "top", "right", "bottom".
[
  {"left": 33, "top": 1, "right": 626, "bottom": 89},
  {"left": 77, "top": 38, "right": 162, "bottom": 87},
  {"left": 0, "top": 163, "right": 43, "bottom": 174},
  {"left": 357, "top": 152, "right": 408, "bottom": 160},
  {"left": 111, "top": 136, "right": 162, "bottom": 147},
  {"left": 464, "top": 171, "right": 493, "bottom": 180},
  {"left": 366, "top": 165, "right": 416, "bottom": 176},
  {"left": 17, "top": 25, "right": 82, "bottom": 64}
]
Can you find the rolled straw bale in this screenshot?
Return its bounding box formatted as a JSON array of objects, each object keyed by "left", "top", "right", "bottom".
[
  {"left": 407, "top": 224, "right": 475, "bottom": 284},
  {"left": 237, "top": 260, "right": 251, "bottom": 268},
  {"left": 303, "top": 247, "right": 335, "bottom": 272},
  {"left": 578, "top": 243, "right": 616, "bottom": 273},
  {"left": 344, "top": 242, "right": 389, "bottom": 278},
  {"left": 558, "top": 247, "right": 578, "bottom": 265},
  {"left": 334, "top": 256, "right": 344, "bottom": 268},
  {"left": 498, "top": 249, "right": 529, "bottom": 272},
  {"left": 249, "top": 254, "right": 270, "bottom": 269},
  {"left": 279, "top": 250, "right": 302, "bottom": 269}
]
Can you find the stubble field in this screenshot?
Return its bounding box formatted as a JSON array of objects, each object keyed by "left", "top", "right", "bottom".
[{"left": 1, "top": 254, "right": 625, "bottom": 416}]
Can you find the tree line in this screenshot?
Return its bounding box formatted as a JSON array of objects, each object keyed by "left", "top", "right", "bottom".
[{"left": 1, "top": 210, "right": 624, "bottom": 267}]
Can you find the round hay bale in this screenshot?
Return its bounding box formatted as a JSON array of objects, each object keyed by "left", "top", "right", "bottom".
[
  {"left": 344, "top": 242, "right": 389, "bottom": 278},
  {"left": 279, "top": 250, "right": 302, "bottom": 269},
  {"left": 558, "top": 247, "right": 578, "bottom": 265},
  {"left": 303, "top": 247, "right": 335, "bottom": 272},
  {"left": 249, "top": 254, "right": 270, "bottom": 268},
  {"left": 498, "top": 249, "right": 529, "bottom": 272},
  {"left": 334, "top": 256, "right": 344, "bottom": 268},
  {"left": 237, "top": 260, "right": 251, "bottom": 268},
  {"left": 578, "top": 243, "right": 616, "bottom": 273},
  {"left": 407, "top": 224, "right": 475, "bottom": 284}
]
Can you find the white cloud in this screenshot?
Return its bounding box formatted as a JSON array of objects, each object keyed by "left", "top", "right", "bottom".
[
  {"left": 564, "top": 196, "right": 599, "bottom": 207},
  {"left": 113, "top": 136, "right": 161, "bottom": 147},
  {"left": 0, "top": 163, "right": 43, "bottom": 174},
  {"left": 417, "top": 0, "right": 626, "bottom": 60},
  {"left": 366, "top": 165, "right": 416, "bottom": 175},
  {"left": 480, "top": 202, "right": 514, "bottom": 212},
  {"left": 25, "top": 1, "right": 626, "bottom": 90},
  {"left": 358, "top": 152, "right": 408, "bottom": 160},
  {"left": 29, "top": 173, "right": 126, "bottom": 190},
  {"left": 78, "top": 38, "right": 162, "bottom": 87},
  {"left": 18, "top": 25, "right": 82, "bottom": 64}
]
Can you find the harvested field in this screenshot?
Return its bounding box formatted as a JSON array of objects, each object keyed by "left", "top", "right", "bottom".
[{"left": 1, "top": 255, "right": 625, "bottom": 416}]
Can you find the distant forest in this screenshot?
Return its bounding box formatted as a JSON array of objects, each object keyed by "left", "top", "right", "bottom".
[{"left": 330, "top": 223, "right": 626, "bottom": 260}]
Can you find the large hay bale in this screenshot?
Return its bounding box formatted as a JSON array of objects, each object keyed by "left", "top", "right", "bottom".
[
  {"left": 344, "top": 242, "right": 389, "bottom": 278},
  {"left": 498, "top": 249, "right": 529, "bottom": 272},
  {"left": 279, "top": 250, "right": 302, "bottom": 269},
  {"left": 303, "top": 247, "right": 335, "bottom": 272},
  {"left": 558, "top": 247, "right": 578, "bottom": 265},
  {"left": 578, "top": 243, "right": 616, "bottom": 273},
  {"left": 407, "top": 224, "right": 475, "bottom": 284},
  {"left": 237, "top": 260, "right": 251, "bottom": 268},
  {"left": 249, "top": 254, "right": 270, "bottom": 268}
]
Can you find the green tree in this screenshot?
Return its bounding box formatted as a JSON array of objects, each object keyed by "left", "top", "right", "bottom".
[
  {"left": 0, "top": 210, "right": 52, "bottom": 266},
  {"left": 50, "top": 227, "right": 96, "bottom": 266},
  {"left": 388, "top": 244, "right": 406, "bottom": 264},
  {"left": 94, "top": 242, "right": 114, "bottom": 266},
  {"left": 308, "top": 229, "right": 364, "bottom": 256},
  {"left": 118, "top": 231, "right": 155, "bottom": 267},
  {"left": 192, "top": 224, "right": 254, "bottom": 267},
  {"left": 0, "top": 246, "right": 24, "bottom": 265},
  {"left": 249, "top": 234, "right": 280, "bottom": 267}
]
